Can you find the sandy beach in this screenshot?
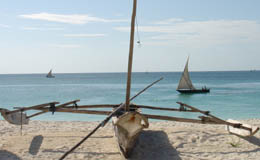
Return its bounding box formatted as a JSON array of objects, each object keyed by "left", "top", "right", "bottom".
[{"left": 0, "top": 119, "right": 259, "bottom": 160}]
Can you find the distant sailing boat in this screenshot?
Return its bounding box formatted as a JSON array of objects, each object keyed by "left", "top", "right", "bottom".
[
  {"left": 177, "top": 57, "right": 209, "bottom": 93},
  {"left": 46, "top": 69, "right": 55, "bottom": 78}
]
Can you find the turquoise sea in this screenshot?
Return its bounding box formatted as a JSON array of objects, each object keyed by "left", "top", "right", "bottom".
[{"left": 0, "top": 71, "right": 259, "bottom": 121}]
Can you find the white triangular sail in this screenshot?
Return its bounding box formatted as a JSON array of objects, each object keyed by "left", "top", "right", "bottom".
[
  {"left": 177, "top": 57, "right": 196, "bottom": 90},
  {"left": 47, "top": 69, "right": 52, "bottom": 76}
]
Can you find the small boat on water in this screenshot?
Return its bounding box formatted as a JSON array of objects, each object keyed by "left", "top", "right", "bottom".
[
  {"left": 46, "top": 69, "right": 55, "bottom": 78},
  {"left": 177, "top": 57, "right": 210, "bottom": 93}
]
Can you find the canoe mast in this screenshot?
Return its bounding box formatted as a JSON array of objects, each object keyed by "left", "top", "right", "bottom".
[{"left": 125, "top": 0, "right": 137, "bottom": 111}]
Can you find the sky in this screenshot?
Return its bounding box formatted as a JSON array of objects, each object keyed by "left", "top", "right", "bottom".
[{"left": 0, "top": 0, "right": 260, "bottom": 74}]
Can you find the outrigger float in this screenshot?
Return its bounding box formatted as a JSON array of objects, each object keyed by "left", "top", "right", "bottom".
[{"left": 0, "top": 0, "right": 259, "bottom": 159}]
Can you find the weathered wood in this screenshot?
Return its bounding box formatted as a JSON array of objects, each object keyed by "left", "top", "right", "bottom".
[
  {"left": 64, "top": 104, "right": 117, "bottom": 109},
  {"left": 63, "top": 101, "right": 197, "bottom": 113},
  {"left": 177, "top": 102, "right": 209, "bottom": 114},
  {"left": 6, "top": 102, "right": 59, "bottom": 114},
  {"left": 225, "top": 119, "right": 260, "bottom": 137},
  {"left": 129, "top": 77, "right": 163, "bottom": 102},
  {"left": 198, "top": 116, "right": 222, "bottom": 123},
  {"left": 23, "top": 102, "right": 255, "bottom": 128},
  {"left": 34, "top": 108, "right": 111, "bottom": 116},
  {"left": 27, "top": 100, "right": 80, "bottom": 119},
  {"left": 142, "top": 114, "right": 220, "bottom": 124},
  {"left": 125, "top": 0, "right": 137, "bottom": 111},
  {"left": 177, "top": 102, "right": 235, "bottom": 125},
  {"left": 177, "top": 102, "right": 252, "bottom": 131},
  {"left": 31, "top": 108, "right": 224, "bottom": 125},
  {"left": 132, "top": 104, "right": 197, "bottom": 112},
  {"left": 0, "top": 109, "right": 29, "bottom": 125},
  {"left": 26, "top": 111, "right": 47, "bottom": 119},
  {"left": 64, "top": 102, "right": 195, "bottom": 113},
  {"left": 113, "top": 111, "right": 149, "bottom": 158}
]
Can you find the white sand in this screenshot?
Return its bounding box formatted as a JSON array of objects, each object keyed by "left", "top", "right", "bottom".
[{"left": 0, "top": 119, "right": 260, "bottom": 160}]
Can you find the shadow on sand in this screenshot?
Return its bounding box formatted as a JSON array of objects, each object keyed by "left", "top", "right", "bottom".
[
  {"left": 0, "top": 150, "right": 22, "bottom": 160},
  {"left": 240, "top": 135, "right": 260, "bottom": 147},
  {"left": 129, "top": 130, "right": 181, "bottom": 160},
  {"left": 29, "top": 135, "right": 44, "bottom": 155},
  {"left": 42, "top": 149, "right": 120, "bottom": 156}
]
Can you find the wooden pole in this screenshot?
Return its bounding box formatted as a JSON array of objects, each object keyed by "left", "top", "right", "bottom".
[
  {"left": 32, "top": 108, "right": 224, "bottom": 125},
  {"left": 125, "top": 0, "right": 137, "bottom": 111},
  {"left": 20, "top": 111, "right": 23, "bottom": 136},
  {"left": 7, "top": 102, "right": 59, "bottom": 114},
  {"left": 59, "top": 103, "right": 126, "bottom": 160},
  {"left": 61, "top": 104, "right": 117, "bottom": 109},
  {"left": 142, "top": 114, "right": 221, "bottom": 124},
  {"left": 177, "top": 102, "right": 252, "bottom": 131},
  {"left": 133, "top": 103, "right": 197, "bottom": 112},
  {"left": 130, "top": 77, "right": 163, "bottom": 101},
  {"left": 27, "top": 100, "right": 79, "bottom": 119},
  {"left": 33, "top": 108, "right": 111, "bottom": 116}
]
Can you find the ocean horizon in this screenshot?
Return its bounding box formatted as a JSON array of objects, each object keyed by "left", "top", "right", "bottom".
[
  {"left": 1, "top": 70, "right": 259, "bottom": 75},
  {"left": 0, "top": 71, "right": 259, "bottom": 121}
]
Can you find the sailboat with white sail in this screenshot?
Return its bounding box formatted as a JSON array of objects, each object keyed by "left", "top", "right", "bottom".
[
  {"left": 46, "top": 69, "right": 55, "bottom": 78},
  {"left": 177, "top": 57, "right": 210, "bottom": 93}
]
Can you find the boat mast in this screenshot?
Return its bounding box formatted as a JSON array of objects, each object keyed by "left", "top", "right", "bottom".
[{"left": 125, "top": 0, "right": 137, "bottom": 111}]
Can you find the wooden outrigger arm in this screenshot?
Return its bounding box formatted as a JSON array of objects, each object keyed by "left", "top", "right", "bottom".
[
  {"left": 176, "top": 102, "right": 253, "bottom": 131},
  {"left": 28, "top": 101, "right": 259, "bottom": 137},
  {"left": 6, "top": 101, "right": 59, "bottom": 114},
  {"left": 23, "top": 102, "right": 257, "bottom": 131},
  {"left": 31, "top": 105, "right": 218, "bottom": 125},
  {"left": 176, "top": 102, "right": 259, "bottom": 136},
  {"left": 27, "top": 100, "right": 80, "bottom": 119},
  {"left": 1, "top": 99, "right": 258, "bottom": 137}
]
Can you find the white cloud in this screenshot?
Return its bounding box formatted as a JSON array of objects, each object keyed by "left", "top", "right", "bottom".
[
  {"left": 51, "top": 44, "right": 81, "bottom": 48},
  {"left": 0, "top": 24, "right": 10, "bottom": 28},
  {"left": 64, "top": 34, "right": 106, "bottom": 37},
  {"left": 154, "top": 18, "right": 184, "bottom": 25},
  {"left": 139, "top": 41, "right": 171, "bottom": 46},
  {"left": 22, "top": 27, "right": 64, "bottom": 31},
  {"left": 19, "top": 12, "right": 128, "bottom": 24},
  {"left": 115, "top": 19, "right": 260, "bottom": 47}
]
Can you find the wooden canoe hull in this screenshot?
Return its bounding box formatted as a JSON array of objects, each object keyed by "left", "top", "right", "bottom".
[
  {"left": 112, "top": 111, "right": 149, "bottom": 158},
  {"left": 177, "top": 88, "right": 210, "bottom": 94}
]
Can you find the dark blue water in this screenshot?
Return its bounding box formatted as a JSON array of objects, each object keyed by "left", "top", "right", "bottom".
[{"left": 0, "top": 71, "right": 259, "bottom": 121}]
